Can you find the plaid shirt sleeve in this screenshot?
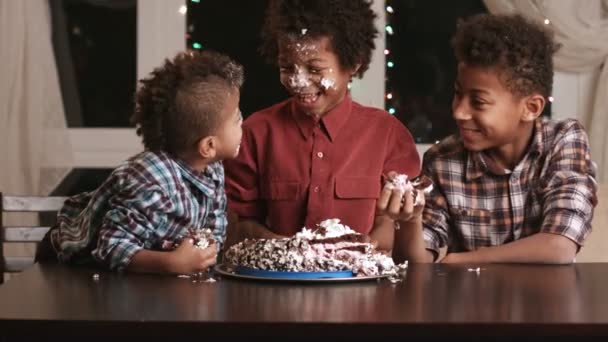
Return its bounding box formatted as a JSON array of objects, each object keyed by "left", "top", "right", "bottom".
[
  {"left": 420, "top": 149, "right": 450, "bottom": 260},
  {"left": 92, "top": 181, "right": 174, "bottom": 271},
  {"left": 539, "top": 120, "right": 598, "bottom": 246}
]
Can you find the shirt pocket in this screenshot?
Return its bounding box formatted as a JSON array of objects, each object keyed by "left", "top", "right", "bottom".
[
  {"left": 262, "top": 181, "right": 300, "bottom": 200},
  {"left": 448, "top": 207, "right": 492, "bottom": 250},
  {"left": 335, "top": 177, "right": 380, "bottom": 199}
]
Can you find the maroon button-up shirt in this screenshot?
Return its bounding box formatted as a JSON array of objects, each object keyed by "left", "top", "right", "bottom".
[{"left": 225, "top": 95, "right": 420, "bottom": 235}]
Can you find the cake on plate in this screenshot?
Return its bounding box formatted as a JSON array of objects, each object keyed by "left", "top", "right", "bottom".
[{"left": 223, "top": 219, "right": 405, "bottom": 277}]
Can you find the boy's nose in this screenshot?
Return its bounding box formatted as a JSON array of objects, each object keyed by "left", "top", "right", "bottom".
[{"left": 452, "top": 102, "right": 471, "bottom": 121}]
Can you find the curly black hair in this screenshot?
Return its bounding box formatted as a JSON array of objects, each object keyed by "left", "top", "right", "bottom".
[
  {"left": 259, "top": 0, "right": 378, "bottom": 78},
  {"left": 132, "top": 50, "right": 244, "bottom": 154},
  {"left": 451, "top": 14, "right": 560, "bottom": 98}
]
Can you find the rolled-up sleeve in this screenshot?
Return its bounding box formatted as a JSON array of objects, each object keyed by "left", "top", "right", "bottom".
[
  {"left": 93, "top": 184, "right": 173, "bottom": 271},
  {"left": 419, "top": 149, "right": 450, "bottom": 260},
  {"left": 540, "top": 121, "right": 597, "bottom": 247}
]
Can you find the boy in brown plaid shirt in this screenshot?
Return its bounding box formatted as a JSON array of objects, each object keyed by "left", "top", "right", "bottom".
[{"left": 379, "top": 14, "right": 598, "bottom": 264}]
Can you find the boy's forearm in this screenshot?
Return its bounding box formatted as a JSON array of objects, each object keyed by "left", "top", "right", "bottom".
[
  {"left": 127, "top": 249, "right": 173, "bottom": 274},
  {"left": 393, "top": 218, "right": 434, "bottom": 263},
  {"left": 369, "top": 215, "right": 395, "bottom": 251},
  {"left": 444, "top": 233, "right": 577, "bottom": 264}
]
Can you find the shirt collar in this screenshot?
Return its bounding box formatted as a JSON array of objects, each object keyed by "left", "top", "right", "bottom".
[
  {"left": 465, "top": 149, "right": 487, "bottom": 181},
  {"left": 174, "top": 159, "right": 221, "bottom": 197},
  {"left": 290, "top": 94, "right": 352, "bottom": 142},
  {"left": 528, "top": 118, "right": 544, "bottom": 157},
  {"left": 464, "top": 118, "right": 544, "bottom": 181}
]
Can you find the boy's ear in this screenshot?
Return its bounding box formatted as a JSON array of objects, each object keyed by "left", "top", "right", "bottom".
[
  {"left": 197, "top": 136, "right": 217, "bottom": 159},
  {"left": 351, "top": 63, "right": 362, "bottom": 78},
  {"left": 522, "top": 94, "right": 546, "bottom": 122}
]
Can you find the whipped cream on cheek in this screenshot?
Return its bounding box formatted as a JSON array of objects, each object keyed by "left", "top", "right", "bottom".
[{"left": 320, "top": 68, "right": 336, "bottom": 90}]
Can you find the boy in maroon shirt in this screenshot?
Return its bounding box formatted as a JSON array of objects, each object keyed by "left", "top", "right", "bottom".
[{"left": 224, "top": 0, "right": 420, "bottom": 250}]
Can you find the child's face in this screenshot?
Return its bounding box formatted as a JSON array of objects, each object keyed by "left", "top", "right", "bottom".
[
  {"left": 452, "top": 63, "right": 531, "bottom": 152},
  {"left": 277, "top": 35, "right": 355, "bottom": 118},
  {"left": 214, "top": 90, "right": 243, "bottom": 159}
]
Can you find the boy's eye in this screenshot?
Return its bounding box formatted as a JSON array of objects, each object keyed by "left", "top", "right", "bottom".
[{"left": 471, "top": 98, "right": 488, "bottom": 109}]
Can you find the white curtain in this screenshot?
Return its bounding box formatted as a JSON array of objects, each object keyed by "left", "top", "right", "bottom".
[
  {"left": 0, "top": 0, "right": 73, "bottom": 261},
  {"left": 0, "top": 0, "right": 72, "bottom": 197},
  {"left": 483, "top": 0, "right": 608, "bottom": 182}
]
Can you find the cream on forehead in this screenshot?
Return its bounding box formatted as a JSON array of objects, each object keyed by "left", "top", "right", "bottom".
[
  {"left": 283, "top": 34, "right": 320, "bottom": 57},
  {"left": 293, "top": 42, "right": 317, "bottom": 56}
]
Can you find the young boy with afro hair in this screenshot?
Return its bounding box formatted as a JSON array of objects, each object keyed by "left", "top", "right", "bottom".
[
  {"left": 381, "top": 14, "right": 598, "bottom": 264},
  {"left": 41, "top": 50, "right": 244, "bottom": 274},
  {"left": 224, "top": 0, "right": 420, "bottom": 250}
]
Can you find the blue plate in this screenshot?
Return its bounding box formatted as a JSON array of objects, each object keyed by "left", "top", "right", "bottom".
[{"left": 235, "top": 266, "right": 354, "bottom": 279}]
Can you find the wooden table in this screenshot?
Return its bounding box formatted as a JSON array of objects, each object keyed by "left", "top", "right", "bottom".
[{"left": 1, "top": 262, "right": 608, "bottom": 337}]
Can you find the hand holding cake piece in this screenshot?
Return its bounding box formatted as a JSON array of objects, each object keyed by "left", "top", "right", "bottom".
[
  {"left": 383, "top": 172, "right": 433, "bottom": 207},
  {"left": 378, "top": 172, "right": 433, "bottom": 226}
]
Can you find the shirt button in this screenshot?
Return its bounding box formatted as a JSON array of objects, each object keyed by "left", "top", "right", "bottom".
[
  {"left": 313, "top": 186, "right": 320, "bottom": 193},
  {"left": 317, "top": 152, "right": 324, "bottom": 159}
]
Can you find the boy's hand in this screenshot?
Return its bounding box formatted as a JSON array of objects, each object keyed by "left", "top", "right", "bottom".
[
  {"left": 167, "top": 239, "right": 218, "bottom": 274},
  {"left": 377, "top": 171, "right": 425, "bottom": 223}
]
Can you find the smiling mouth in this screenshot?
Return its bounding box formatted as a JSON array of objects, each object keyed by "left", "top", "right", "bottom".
[{"left": 297, "top": 92, "right": 320, "bottom": 104}]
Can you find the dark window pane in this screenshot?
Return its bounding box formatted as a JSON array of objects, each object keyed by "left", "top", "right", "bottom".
[
  {"left": 385, "top": 0, "right": 487, "bottom": 143},
  {"left": 49, "top": 0, "right": 136, "bottom": 196},
  {"left": 54, "top": 0, "right": 137, "bottom": 128},
  {"left": 385, "top": 0, "right": 550, "bottom": 144},
  {"left": 187, "top": 0, "right": 288, "bottom": 119}
]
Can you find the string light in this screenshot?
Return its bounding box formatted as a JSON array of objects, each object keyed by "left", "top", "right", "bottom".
[
  {"left": 548, "top": 96, "right": 554, "bottom": 102},
  {"left": 192, "top": 42, "right": 202, "bottom": 49},
  {"left": 191, "top": 0, "right": 200, "bottom": 3},
  {"left": 385, "top": 5, "right": 395, "bottom": 114},
  {"left": 544, "top": 18, "right": 550, "bottom": 25},
  {"left": 178, "top": 5, "right": 187, "bottom": 15}
]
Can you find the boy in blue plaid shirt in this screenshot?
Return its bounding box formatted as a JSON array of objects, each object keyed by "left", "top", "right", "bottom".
[{"left": 40, "top": 50, "right": 244, "bottom": 274}]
